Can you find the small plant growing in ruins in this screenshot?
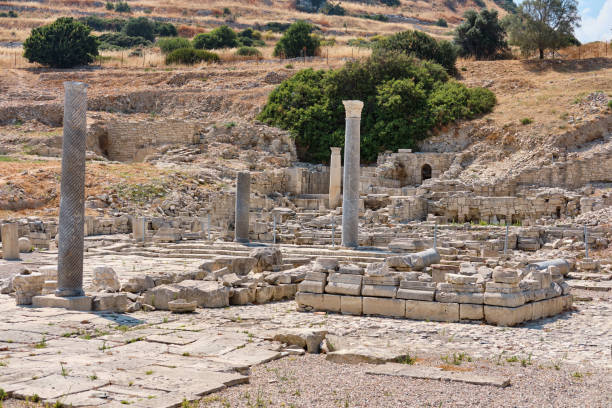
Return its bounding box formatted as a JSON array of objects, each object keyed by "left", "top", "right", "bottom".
[
  {"left": 145, "top": 370, "right": 154, "bottom": 375},
  {"left": 521, "top": 353, "right": 533, "bottom": 367},
  {"left": 521, "top": 117, "right": 533, "bottom": 125},
  {"left": 34, "top": 336, "right": 47, "bottom": 349},
  {"left": 396, "top": 353, "right": 416, "bottom": 365},
  {"left": 0, "top": 388, "right": 7, "bottom": 400},
  {"left": 89, "top": 373, "right": 98, "bottom": 380},
  {"left": 572, "top": 371, "right": 583, "bottom": 378},
  {"left": 60, "top": 363, "right": 70, "bottom": 377},
  {"left": 608, "top": 100, "right": 612, "bottom": 110},
  {"left": 506, "top": 355, "right": 519, "bottom": 363}
]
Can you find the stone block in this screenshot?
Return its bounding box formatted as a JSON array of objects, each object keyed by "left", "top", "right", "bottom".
[
  {"left": 273, "top": 283, "right": 296, "bottom": 300},
  {"left": 362, "top": 284, "right": 397, "bottom": 298},
  {"left": 405, "top": 300, "right": 459, "bottom": 322},
  {"left": 176, "top": 280, "right": 230, "bottom": 308},
  {"left": 91, "top": 266, "right": 121, "bottom": 292},
  {"left": 255, "top": 285, "right": 275, "bottom": 304},
  {"left": 230, "top": 287, "right": 251, "bottom": 305},
  {"left": 460, "top": 303, "right": 484, "bottom": 320},
  {"left": 18, "top": 237, "right": 32, "bottom": 253},
  {"left": 305, "top": 271, "right": 328, "bottom": 283},
  {"left": 12, "top": 272, "right": 44, "bottom": 305},
  {"left": 432, "top": 269, "right": 448, "bottom": 283},
  {"left": 436, "top": 292, "right": 484, "bottom": 304},
  {"left": 325, "top": 282, "right": 361, "bottom": 296},
  {"left": 362, "top": 297, "right": 405, "bottom": 317},
  {"left": 484, "top": 303, "right": 533, "bottom": 326},
  {"left": 492, "top": 268, "right": 521, "bottom": 284},
  {"left": 485, "top": 281, "right": 521, "bottom": 293},
  {"left": 396, "top": 289, "right": 435, "bottom": 301},
  {"left": 32, "top": 295, "right": 93, "bottom": 311},
  {"left": 328, "top": 273, "right": 362, "bottom": 285},
  {"left": 338, "top": 264, "right": 364, "bottom": 275},
  {"left": 399, "top": 280, "right": 435, "bottom": 290},
  {"left": 321, "top": 294, "right": 341, "bottom": 312},
  {"left": 93, "top": 293, "right": 129, "bottom": 313},
  {"left": 298, "top": 280, "right": 325, "bottom": 293},
  {"left": 446, "top": 274, "right": 479, "bottom": 285},
  {"left": 363, "top": 276, "right": 399, "bottom": 286},
  {"left": 340, "top": 296, "right": 362, "bottom": 315},
  {"left": 296, "top": 292, "right": 324, "bottom": 309},
  {"left": 484, "top": 292, "right": 525, "bottom": 307}
]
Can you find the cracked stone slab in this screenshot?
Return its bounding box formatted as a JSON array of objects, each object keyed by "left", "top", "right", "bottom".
[
  {"left": 10, "top": 374, "right": 108, "bottom": 400},
  {"left": 168, "top": 332, "right": 249, "bottom": 357},
  {"left": 146, "top": 331, "right": 203, "bottom": 345},
  {"left": 326, "top": 347, "right": 412, "bottom": 365},
  {"left": 210, "top": 343, "right": 282, "bottom": 367},
  {"left": 366, "top": 363, "right": 511, "bottom": 387}
]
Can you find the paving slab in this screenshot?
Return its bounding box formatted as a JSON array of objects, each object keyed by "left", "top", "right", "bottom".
[
  {"left": 366, "top": 363, "right": 511, "bottom": 387},
  {"left": 168, "top": 332, "right": 249, "bottom": 357},
  {"left": 10, "top": 374, "right": 108, "bottom": 400}
]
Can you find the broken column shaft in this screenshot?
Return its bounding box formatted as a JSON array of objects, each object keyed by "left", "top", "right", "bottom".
[
  {"left": 329, "top": 147, "right": 342, "bottom": 209},
  {"left": 56, "top": 81, "right": 88, "bottom": 298},
  {"left": 341, "top": 100, "right": 363, "bottom": 248},
  {"left": 1, "top": 223, "right": 19, "bottom": 260},
  {"left": 234, "top": 171, "right": 251, "bottom": 243}
]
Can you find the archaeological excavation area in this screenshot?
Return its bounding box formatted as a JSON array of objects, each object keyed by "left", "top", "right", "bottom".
[{"left": 0, "top": 84, "right": 611, "bottom": 407}]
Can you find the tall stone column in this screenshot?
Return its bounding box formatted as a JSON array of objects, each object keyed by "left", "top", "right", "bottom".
[
  {"left": 132, "top": 217, "right": 146, "bottom": 242},
  {"left": 341, "top": 100, "right": 363, "bottom": 248},
  {"left": 234, "top": 171, "right": 250, "bottom": 243},
  {"left": 328, "top": 147, "right": 342, "bottom": 209},
  {"left": 56, "top": 82, "right": 88, "bottom": 298},
  {"left": 1, "top": 223, "right": 19, "bottom": 260}
]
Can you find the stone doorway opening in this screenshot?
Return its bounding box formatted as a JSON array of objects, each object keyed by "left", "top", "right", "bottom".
[{"left": 421, "top": 163, "right": 432, "bottom": 182}]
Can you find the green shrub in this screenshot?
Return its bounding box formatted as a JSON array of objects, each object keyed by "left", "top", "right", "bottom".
[
  {"left": 123, "top": 17, "right": 155, "bottom": 42},
  {"left": 380, "top": 0, "right": 400, "bottom": 6},
  {"left": 237, "top": 28, "right": 265, "bottom": 47},
  {"left": 24, "top": 17, "right": 99, "bottom": 68},
  {"left": 258, "top": 51, "right": 494, "bottom": 163},
  {"left": 521, "top": 117, "right": 533, "bottom": 125},
  {"left": 374, "top": 30, "right": 458, "bottom": 73},
  {"left": 321, "top": 2, "right": 346, "bottom": 16},
  {"left": 114, "top": 1, "right": 131, "bottom": 13},
  {"left": 255, "top": 22, "right": 291, "bottom": 33},
  {"left": 79, "top": 16, "right": 126, "bottom": 32},
  {"left": 98, "top": 32, "right": 150, "bottom": 50},
  {"left": 236, "top": 46, "right": 262, "bottom": 57},
  {"left": 165, "top": 48, "right": 219, "bottom": 65},
  {"left": 193, "top": 25, "right": 238, "bottom": 49},
  {"left": 454, "top": 9, "right": 508, "bottom": 59},
  {"left": 273, "top": 21, "right": 320, "bottom": 58},
  {"left": 347, "top": 38, "right": 371, "bottom": 48},
  {"left": 436, "top": 18, "right": 448, "bottom": 27},
  {"left": 157, "top": 37, "right": 191, "bottom": 54},
  {"left": 1, "top": 10, "right": 18, "bottom": 18},
  {"left": 106, "top": 1, "right": 114, "bottom": 10},
  {"left": 153, "top": 21, "right": 177, "bottom": 37},
  {"left": 608, "top": 100, "right": 612, "bottom": 110},
  {"left": 358, "top": 13, "right": 389, "bottom": 22}
]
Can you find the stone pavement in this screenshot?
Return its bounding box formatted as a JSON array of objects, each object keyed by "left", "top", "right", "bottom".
[{"left": 0, "top": 291, "right": 610, "bottom": 407}]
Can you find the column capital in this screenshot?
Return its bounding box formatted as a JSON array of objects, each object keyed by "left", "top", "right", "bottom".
[
  {"left": 330, "top": 147, "right": 341, "bottom": 155},
  {"left": 63, "top": 81, "right": 89, "bottom": 91},
  {"left": 342, "top": 100, "right": 364, "bottom": 118}
]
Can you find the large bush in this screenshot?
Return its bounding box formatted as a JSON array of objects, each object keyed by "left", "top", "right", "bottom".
[
  {"left": 236, "top": 46, "right": 262, "bottom": 57},
  {"left": 454, "top": 9, "right": 508, "bottom": 59},
  {"left": 258, "top": 52, "right": 495, "bottom": 163},
  {"left": 273, "top": 21, "right": 320, "bottom": 58},
  {"left": 153, "top": 21, "right": 178, "bottom": 37},
  {"left": 98, "top": 32, "right": 151, "bottom": 50},
  {"left": 157, "top": 37, "right": 192, "bottom": 54},
  {"left": 374, "top": 30, "right": 458, "bottom": 74},
  {"left": 24, "top": 17, "right": 98, "bottom": 68},
  {"left": 79, "top": 16, "right": 125, "bottom": 31},
  {"left": 193, "top": 25, "right": 238, "bottom": 49},
  {"left": 123, "top": 17, "right": 155, "bottom": 42},
  {"left": 165, "top": 48, "right": 220, "bottom": 65}
]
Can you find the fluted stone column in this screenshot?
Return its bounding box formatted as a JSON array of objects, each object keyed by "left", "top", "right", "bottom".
[
  {"left": 1, "top": 223, "right": 19, "bottom": 260},
  {"left": 341, "top": 100, "right": 363, "bottom": 248},
  {"left": 234, "top": 171, "right": 250, "bottom": 243},
  {"left": 56, "top": 82, "right": 88, "bottom": 298},
  {"left": 329, "top": 147, "right": 342, "bottom": 209}
]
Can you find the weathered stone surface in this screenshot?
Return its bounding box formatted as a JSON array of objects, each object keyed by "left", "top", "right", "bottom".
[
  {"left": 93, "top": 292, "right": 129, "bottom": 312},
  {"left": 255, "top": 285, "right": 275, "bottom": 304},
  {"left": 250, "top": 247, "right": 282, "bottom": 272},
  {"left": 176, "top": 280, "right": 230, "bottom": 308},
  {"left": 405, "top": 300, "right": 459, "bottom": 322},
  {"left": 340, "top": 295, "right": 362, "bottom": 315},
  {"left": 460, "top": 303, "right": 484, "bottom": 320},
  {"left": 492, "top": 268, "right": 521, "bottom": 284},
  {"left": 168, "top": 298, "right": 197, "bottom": 313},
  {"left": 436, "top": 292, "right": 484, "bottom": 304},
  {"left": 326, "top": 282, "right": 362, "bottom": 296},
  {"left": 298, "top": 280, "right": 325, "bottom": 293},
  {"left": 18, "top": 237, "right": 32, "bottom": 253},
  {"left": 273, "top": 328, "right": 327, "bottom": 353},
  {"left": 326, "top": 348, "right": 407, "bottom": 365},
  {"left": 12, "top": 272, "right": 44, "bottom": 305},
  {"left": 91, "top": 266, "right": 121, "bottom": 292},
  {"left": 484, "top": 303, "right": 533, "bottom": 326},
  {"left": 362, "top": 284, "right": 397, "bottom": 298},
  {"left": 31, "top": 294, "right": 93, "bottom": 311},
  {"left": 396, "top": 289, "right": 435, "bottom": 301},
  {"left": 362, "top": 297, "right": 405, "bottom": 317},
  {"left": 484, "top": 292, "right": 526, "bottom": 307},
  {"left": 121, "top": 274, "right": 155, "bottom": 293}
]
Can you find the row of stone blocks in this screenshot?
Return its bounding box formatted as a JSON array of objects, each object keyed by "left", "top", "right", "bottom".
[{"left": 296, "top": 292, "right": 573, "bottom": 327}]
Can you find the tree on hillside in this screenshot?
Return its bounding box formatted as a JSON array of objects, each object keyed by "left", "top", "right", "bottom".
[
  {"left": 454, "top": 9, "right": 508, "bottom": 60},
  {"left": 123, "top": 17, "right": 155, "bottom": 42},
  {"left": 24, "top": 17, "right": 98, "bottom": 68},
  {"left": 504, "top": 0, "right": 580, "bottom": 59},
  {"left": 273, "top": 21, "right": 320, "bottom": 58}
]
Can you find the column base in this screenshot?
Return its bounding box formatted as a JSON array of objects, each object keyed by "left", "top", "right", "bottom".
[
  {"left": 55, "top": 288, "right": 85, "bottom": 297},
  {"left": 32, "top": 295, "right": 93, "bottom": 311},
  {"left": 235, "top": 238, "right": 250, "bottom": 244}
]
